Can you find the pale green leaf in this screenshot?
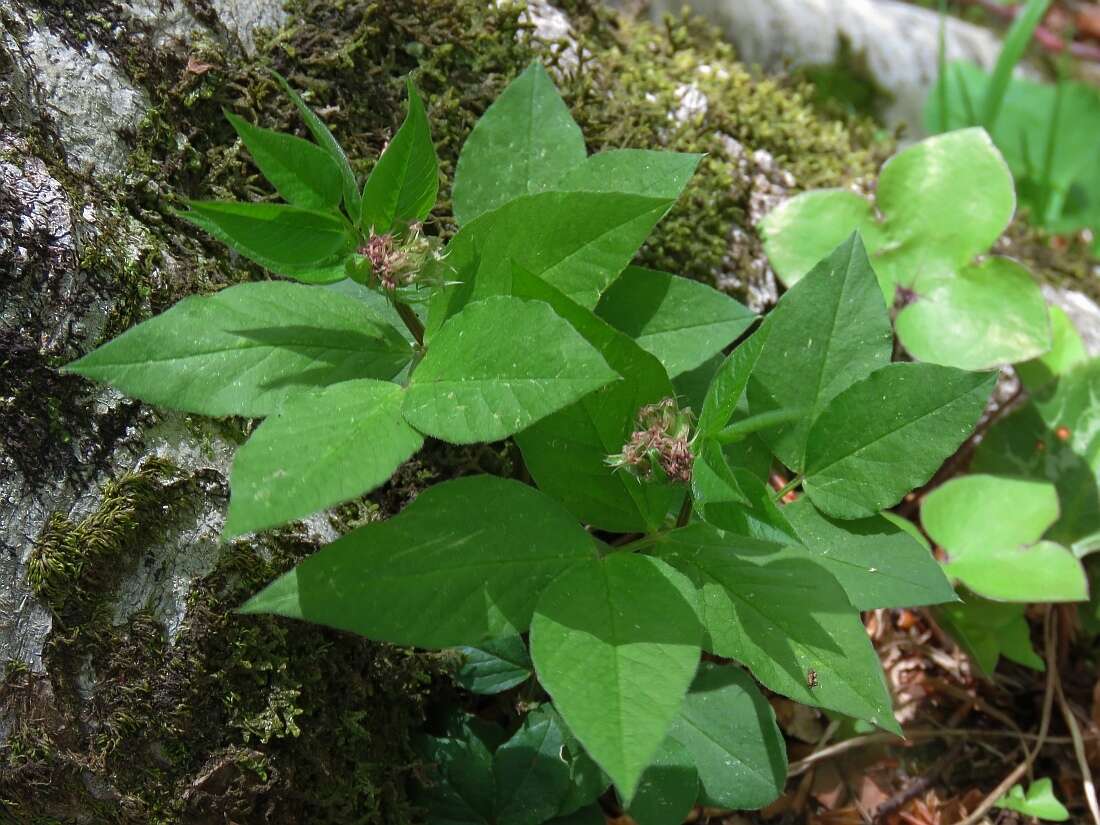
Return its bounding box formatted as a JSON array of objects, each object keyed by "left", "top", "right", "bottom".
[
  {"left": 404, "top": 295, "right": 619, "bottom": 444},
  {"left": 225, "top": 110, "right": 343, "bottom": 210},
  {"left": 595, "top": 266, "right": 755, "bottom": 377},
  {"left": 804, "top": 364, "right": 996, "bottom": 519},
  {"left": 896, "top": 258, "right": 1051, "bottom": 371},
  {"left": 785, "top": 497, "right": 957, "bottom": 610},
  {"left": 652, "top": 524, "right": 900, "bottom": 732},
  {"left": 922, "top": 474, "right": 1060, "bottom": 556},
  {"left": 66, "top": 282, "right": 412, "bottom": 417},
  {"left": 974, "top": 358, "right": 1100, "bottom": 546},
  {"left": 224, "top": 380, "right": 423, "bottom": 538},
  {"left": 452, "top": 62, "right": 586, "bottom": 225},
  {"left": 668, "top": 663, "right": 787, "bottom": 811},
  {"left": 240, "top": 475, "right": 597, "bottom": 648},
  {"left": 996, "top": 779, "right": 1070, "bottom": 822},
  {"left": 1016, "top": 306, "right": 1087, "bottom": 391},
  {"left": 759, "top": 189, "right": 879, "bottom": 288},
  {"left": 748, "top": 233, "right": 893, "bottom": 472},
  {"left": 530, "top": 554, "right": 702, "bottom": 800},
  {"left": 944, "top": 540, "right": 1088, "bottom": 602},
  {"left": 361, "top": 78, "right": 438, "bottom": 233}
]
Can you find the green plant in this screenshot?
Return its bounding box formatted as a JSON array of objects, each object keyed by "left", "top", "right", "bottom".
[
  {"left": 926, "top": 0, "right": 1100, "bottom": 251},
  {"left": 996, "top": 778, "right": 1071, "bottom": 821},
  {"left": 68, "top": 63, "right": 985, "bottom": 818},
  {"left": 759, "top": 128, "right": 1052, "bottom": 371}
]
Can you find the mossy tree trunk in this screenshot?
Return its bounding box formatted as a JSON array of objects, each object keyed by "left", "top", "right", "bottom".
[{"left": 0, "top": 1, "right": 881, "bottom": 821}]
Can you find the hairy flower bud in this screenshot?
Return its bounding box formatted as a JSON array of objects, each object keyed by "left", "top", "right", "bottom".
[{"left": 607, "top": 397, "right": 695, "bottom": 484}]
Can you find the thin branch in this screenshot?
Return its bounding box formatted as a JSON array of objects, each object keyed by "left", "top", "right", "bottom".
[
  {"left": 952, "top": 606, "right": 1058, "bottom": 825},
  {"left": 1055, "top": 661, "right": 1100, "bottom": 824}
]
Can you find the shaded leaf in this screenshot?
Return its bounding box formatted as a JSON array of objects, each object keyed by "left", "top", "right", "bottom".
[
  {"left": 241, "top": 475, "right": 597, "bottom": 648},
  {"left": 66, "top": 282, "right": 412, "bottom": 417},
  {"left": 225, "top": 379, "right": 422, "bottom": 538},
  {"left": 530, "top": 554, "right": 702, "bottom": 800},
  {"left": 455, "top": 636, "right": 533, "bottom": 695}
]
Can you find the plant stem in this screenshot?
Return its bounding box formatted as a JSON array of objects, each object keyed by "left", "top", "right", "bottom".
[
  {"left": 772, "top": 474, "right": 803, "bottom": 502},
  {"left": 395, "top": 300, "right": 425, "bottom": 346},
  {"left": 675, "top": 492, "right": 693, "bottom": 528},
  {"left": 714, "top": 408, "right": 804, "bottom": 445}
]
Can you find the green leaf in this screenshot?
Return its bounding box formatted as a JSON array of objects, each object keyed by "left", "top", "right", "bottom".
[
  {"left": 944, "top": 541, "right": 1088, "bottom": 603},
  {"left": 224, "top": 380, "right": 423, "bottom": 538},
  {"left": 748, "top": 234, "right": 893, "bottom": 472},
  {"left": 895, "top": 257, "right": 1051, "bottom": 371},
  {"left": 429, "top": 183, "right": 699, "bottom": 332},
  {"left": 996, "top": 779, "right": 1070, "bottom": 822},
  {"left": 553, "top": 149, "right": 703, "bottom": 200},
  {"left": 874, "top": 129, "right": 1015, "bottom": 290},
  {"left": 552, "top": 710, "right": 612, "bottom": 817},
  {"left": 494, "top": 706, "right": 573, "bottom": 825},
  {"left": 625, "top": 736, "right": 697, "bottom": 825},
  {"left": 1016, "top": 306, "right": 1088, "bottom": 392},
  {"left": 923, "top": 474, "right": 1060, "bottom": 555},
  {"left": 273, "top": 70, "right": 360, "bottom": 215},
  {"left": 667, "top": 663, "right": 787, "bottom": 811},
  {"left": 974, "top": 358, "right": 1100, "bottom": 546},
  {"left": 594, "top": 266, "right": 755, "bottom": 377},
  {"left": 404, "top": 295, "right": 619, "bottom": 444},
  {"left": 696, "top": 327, "right": 770, "bottom": 438},
  {"left": 417, "top": 730, "right": 495, "bottom": 825},
  {"left": 361, "top": 78, "right": 438, "bottom": 234},
  {"left": 240, "top": 475, "right": 597, "bottom": 648},
  {"left": 937, "top": 597, "right": 1045, "bottom": 674},
  {"left": 652, "top": 524, "right": 900, "bottom": 732},
  {"left": 545, "top": 807, "right": 604, "bottom": 825},
  {"left": 924, "top": 474, "right": 1088, "bottom": 603},
  {"left": 759, "top": 189, "right": 880, "bottom": 287},
  {"left": 785, "top": 498, "right": 957, "bottom": 610},
  {"left": 178, "top": 201, "right": 353, "bottom": 282},
  {"left": 803, "top": 364, "right": 997, "bottom": 519},
  {"left": 696, "top": 467, "right": 798, "bottom": 544},
  {"left": 691, "top": 439, "right": 748, "bottom": 507},
  {"left": 65, "top": 282, "right": 412, "bottom": 417},
  {"left": 452, "top": 62, "right": 586, "bottom": 225},
  {"left": 530, "top": 553, "right": 702, "bottom": 800},
  {"left": 224, "top": 111, "right": 343, "bottom": 210},
  {"left": 511, "top": 266, "right": 680, "bottom": 533},
  {"left": 761, "top": 129, "right": 1039, "bottom": 369},
  {"left": 455, "top": 636, "right": 533, "bottom": 695}
]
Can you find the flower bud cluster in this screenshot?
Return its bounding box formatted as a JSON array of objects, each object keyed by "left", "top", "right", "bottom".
[
  {"left": 607, "top": 398, "right": 695, "bottom": 484},
  {"left": 357, "top": 223, "right": 434, "bottom": 290}
]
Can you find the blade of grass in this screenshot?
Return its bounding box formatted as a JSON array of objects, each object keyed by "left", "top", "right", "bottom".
[{"left": 981, "top": 0, "right": 1052, "bottom": 130}]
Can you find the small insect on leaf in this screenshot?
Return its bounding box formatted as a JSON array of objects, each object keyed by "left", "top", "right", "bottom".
[{"left": 806, "top": 668, "right": 819, "bottom": 689}]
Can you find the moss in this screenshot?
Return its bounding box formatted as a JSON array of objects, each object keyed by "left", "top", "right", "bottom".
[
  {"left": 7, "top": 464, "right": 447, "bottom": 824},
  {"left": 27, "top": 457, "right": 180, "bottom": 616}
]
